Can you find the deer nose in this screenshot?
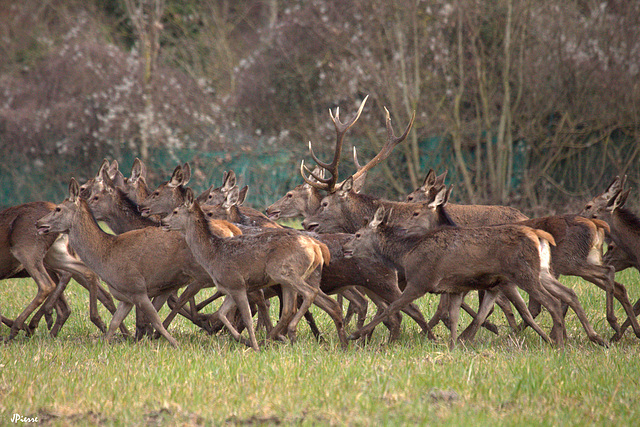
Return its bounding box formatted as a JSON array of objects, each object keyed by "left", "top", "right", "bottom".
[{"left": 302, "top": 220, "right": 319, "bottom": 231}]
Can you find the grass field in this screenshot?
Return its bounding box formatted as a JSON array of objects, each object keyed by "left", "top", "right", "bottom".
[{"left": 1, "top": 268, "right": 639, "bottom": 426}]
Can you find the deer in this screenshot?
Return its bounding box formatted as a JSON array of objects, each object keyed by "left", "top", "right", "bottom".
[
  {"left": 1, "top": 201, "right": 122, "bottom": 339},
  {"left": 217, "top": 186, "right": 434, "bottom": 341},
  {"left": 297, "top": 102, "right": 517, "bottom": 336},
  {"left": 139, "top": 166, "right": 401, "bottom": 341},
  {"left": 406, "top": 169, "right": 640, "bottom": 339},
  {"left": 581, "top": 175, "right": 640, "bottom": 340},
  {"left": 84, "top": 166, "right": 252, "bottom": 337},
  {"left": 345, "top": 192, "right": 608, "bottom": 348},
  {"left": 161, "top": 187, "right": 348, "bottom": 350},
  {"left": 36, "top": 178, "right": 225, "bottom": 347}
]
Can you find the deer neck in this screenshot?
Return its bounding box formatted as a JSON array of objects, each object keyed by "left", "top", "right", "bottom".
[
  {"left": 610, "top": 208, "right": 640, "bottom": 260},
  {"left": 68, "top": 200, "right": 117, "bottom": 272},
  {"left": 183, "top": 206, "right": 224, "bottom": 266},
  {"left": 306, "top": 187, "right": 324, "bottom": 217},
  {"left": 114, "top": 192, "right": 159, "bottom": 233}
]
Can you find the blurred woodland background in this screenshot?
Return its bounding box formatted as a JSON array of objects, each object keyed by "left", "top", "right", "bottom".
[{"left": 1, "top": 0, "right": 639, "bottom": 215}]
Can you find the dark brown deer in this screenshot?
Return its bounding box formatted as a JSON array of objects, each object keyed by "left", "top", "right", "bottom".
[
  {"left": 1, "top": 201, "right": 121, "bottom": 339},
  {"left": 399, "top": 185, "right": 608, "bottom": 346},
  {"left": 581, "top": 175, "right": 640, "bottom": 340},
  {"left": 161, "top": 187, "right": 348, "bottom": 350},
  {"left": 406, "top": 170, "right": 640, "bottom": 338},
  {"left": 36, "top": 179, "right": 221, "bottom": 347},
  {"left": 79, "top": 159, "right": 125, "bottom": 200},
  {"left": 345, "top": 203, "right": 607, "bottom": 348}
]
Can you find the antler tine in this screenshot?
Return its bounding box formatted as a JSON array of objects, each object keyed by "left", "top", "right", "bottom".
[
  {"left": 302, "top": 95, "right": 369, "bottom": 191},
  {"left": 351, "top": 107, "right": 416, "bottom": 182},
  {"left": 301, "top": 161, "right": 332, "bottom": 189},
  {"left": 352, "top": 146, "right": 362, "bottom": 171}
]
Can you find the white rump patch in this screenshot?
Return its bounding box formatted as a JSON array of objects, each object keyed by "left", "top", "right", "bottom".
[{"left": 538, "top": 238, "right": 551, "bottom": 271}]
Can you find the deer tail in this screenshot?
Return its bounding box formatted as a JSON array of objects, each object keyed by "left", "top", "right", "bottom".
[{"left": 533, "top": 229, "right": 556, "bottom": 247}]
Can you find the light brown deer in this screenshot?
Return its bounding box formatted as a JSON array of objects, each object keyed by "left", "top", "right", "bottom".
[
  {"left": 36, "top": 179, "right": 216, "bottom": 347},
  {"left": 161, "top": 187, "right": 348, "bottom": 350},
  {"left": 581, "top": 175, "right": 640, "bottom": 340},
  {"left": 217, "top": 186, "right": 433, "bottom": 341},
  {"left": 1, "top": 201, "right": 120, "bottom": 339},
  {"left": 85, "top": 166, "right": 250, "bottom": 337}
]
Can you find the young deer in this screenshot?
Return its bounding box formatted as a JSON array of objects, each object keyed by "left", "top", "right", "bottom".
[
  {"left": 407, "top": 169, "right": 639, "bottom": 338},
  {"left": 581, "top": 175, "right": 640, "bottom": 340},
  {"left": 343, "top": 205, "right": 570, "bottom": 348},
  {"left": 85, "top": 166, "right": 247, "bottom": 336},
  {"left": 220, "top": 186, "right": 433, "bottom": 341},
  {"left": 1, "top": 201, "right": 120, "bottom": 339},
  {"left": 398, "top": 186, "right": 608, "bottom": 346},
  {"left": 161, "top": 188, "right": 348, "bottom": 350},
  {"left": 36, "top": 179, "right": 213, "bottom": 347}
]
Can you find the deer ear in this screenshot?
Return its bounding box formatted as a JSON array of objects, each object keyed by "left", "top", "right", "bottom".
[
  {"left": 370, "top": 206, "right": 386, "bottom": 228},
  {"left": 100, "top": 167, "right": 116, "bottom": 193},
  {"left": 222, "top": 186, "right": 240, "bottom": 210},
  {"left": 69, "top": 178, "right": 80, "bottom": 203},
  {"left": 610, "top": 188, "right": 630, "bottom": 211},
  {"left": 237, "top": 186, "right": 248, "bottom": 205},
  {"left": 184, "top": 187, "right": 195, "bottom": 208},
  {"left": 181, "top": 163, "right": 191, "bottom": 185},
  {"left": 130, "top": 158, "right": 147, "bottom": 183},
  {"left": 427, "top": 185, "right": 450, "bottom": 209},
  {"left": 423, "top": 169, "right": 436, "bottom": 188},
  {"left": 96, "top": 159, "right": 109, "bottom": 183},
  {"left": 338, "top": 177, "right": 353, "bottom": 197},
  {"left": 435, "top": 170, "right": 448, "bottom": 187},
  {"left": 168, "top": 165, "right": 183, "bottom": 188},
  {"left": 223, "top": 170, "right": 237, "bottom": 191}
]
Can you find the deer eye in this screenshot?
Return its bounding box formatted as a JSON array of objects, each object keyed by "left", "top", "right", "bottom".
[
  {"left": 413, "top": 211, "right": 419, "bottom": 217},
  {"left": 322, "top": 201, "right": 328, "bottom": 208},
  {"left": 407, "top": 196, "right": 414, "bottom": 202},
  {"left": 286, "top": 193, "right": 292, "bottom": 198},
  {"left": 154, "top": 191, "right": 160, "bottom": 196},
  {"left": 355, "top": 232, "right": 361, "bottom": 238},
  {"left": 55, "top": 207, "right": 61, "bottom": 212}
]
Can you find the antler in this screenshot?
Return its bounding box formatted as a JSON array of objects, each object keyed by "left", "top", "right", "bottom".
[
  {"left": 301, "top": 95, "right": 369, "bottom": 191},
  {"left": 350, "top": 106, "right": 415, "bottom": 184}
]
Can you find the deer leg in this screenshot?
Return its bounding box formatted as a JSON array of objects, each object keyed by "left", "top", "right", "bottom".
[
  {"left": 499, "top": 284, "right": 551, "bottom": 343},
  {"left": 49, "top": 294, "right": 71, "bottom": 337},
  {"left": 162, "top": 282, "right": 208, "bottom": 331},
  {"left": 340, "top": 288, "right": 368, "bottom": 329},
  {"left": 494, "top": 292, "right": 519, "bottom": 332},
  {"left": 460, "top": 298, "right": 500, "bottom": 335},
  {"left": 459, "top": 289, "right": 500, "bottom": 342},
  {"left": 577, "top": 265, "right": 640, "bottom": 340},
  {"left": 308, "top": 290, "right": 348, "bottom": 349},
  {"left": 105, "top": 301, "right": 134, "bottom": 344},
  {"left": 43, "top": 242, "right": 118, "bottom": 335},
  {"left": 447, "top": 293, "right": 464, "bottom": 349},
  {"left": 249, "top": 289, "right": 273, "bottom": 335},
  {"left": 349, "top": 283, "right": 427, "bottom": 342},
  {"left": 217, "top": 292, "right": 258, "bottom": 350},
  {"left": 133, "top": 295, "right": 178, "bottom": 348},
  {"left": 9, "top": 261, "right": 56, "bottom": 339},
  {"left": 28, "top": 270, "right": 71, "bottom": 333},
  {"left": 541, "top": 273, "right": 607, "bottom": 347},
  {"left": 519, "top": 277, "right": 565, "bottom": 347},
  {"left": 427, "top": 294, "right": 450, "bottom": 331},
  {"left": 616, "top": 296, "right": 640, "bottom": 340}
]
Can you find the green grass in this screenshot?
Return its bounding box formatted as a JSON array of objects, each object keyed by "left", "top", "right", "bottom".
[{"left": 1, "top": 270, "right": 640, "bottom": 426}]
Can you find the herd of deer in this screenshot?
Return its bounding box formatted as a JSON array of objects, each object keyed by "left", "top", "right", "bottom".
[{"left": 3, "top": 97, "right": 640, "bottom": 351}]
